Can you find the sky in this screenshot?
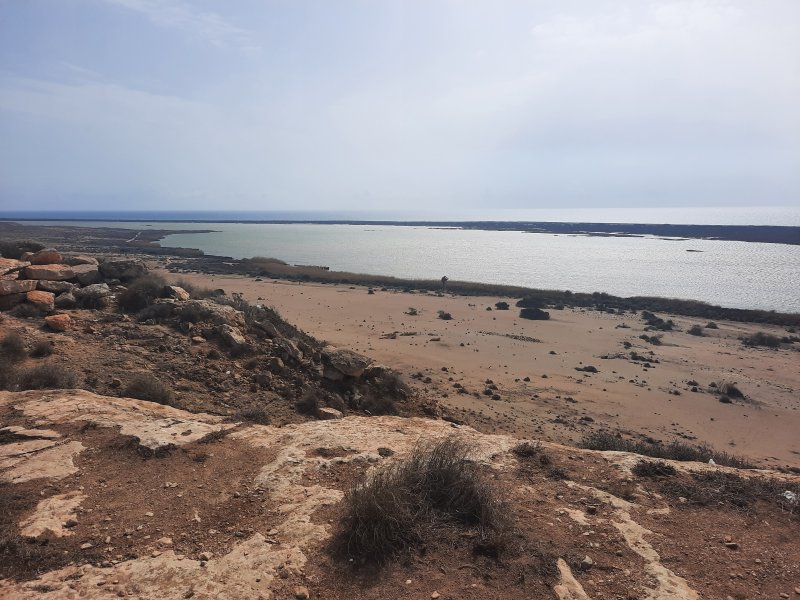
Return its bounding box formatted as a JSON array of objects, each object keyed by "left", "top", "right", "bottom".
[{"left": 0, "top": 0, "right": 798, "bottom": 212}]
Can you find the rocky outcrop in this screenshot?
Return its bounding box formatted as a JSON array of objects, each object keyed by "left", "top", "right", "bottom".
[
  {"left": 322, "top": 346, "right": 372, "bottom": 378},
  {"left": 98, "top": 258, "right": 147, "bottom": 281},
  {"left": 22, "top": 264, "right": 76, "bottom": 281},
  {"left": 163, "top": 285, "right": 190, "bottom": 301},
  {"left": 72, "top": 263, "right": 101, "bottom": 285},
  {"left": 178, "top": 300, "right": 246, "bottom": 328},
  {"left": 28, "top": 249, "right": 62, "bottom": 265}
]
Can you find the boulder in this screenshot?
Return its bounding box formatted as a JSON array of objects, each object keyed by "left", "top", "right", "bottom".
[
  {"left": 273, "top": 338, "right": 304, "bottom": 363},
  {"left": 36, "top": 280, "right": 75, "bottom": 294},
  {"left": 218, "top": 324, "right": 247, "bottom": 348},
  {"left": 322, "top": 347, "right": 372, "bottom": 378},
  {"left": 44, "top": 314, "right": 71, "bottom": 332},
  {"left": 322, "top": 365, "right": 345, "bottom": 381},
  {"left": 63, "top": 255, "right": 98, "bottom": 266},
  {"left": 0, "top": 257, "right": 30, "bottom": 277},
  {"left": 29, "top": 248, "right": 62, "bottom": 265},
  {"left": 178, "top": 300, "right": 246, "bottom": 328},
  {"left": 54, "top": 292, "right": 77, "bottom": 309},
  {"left": 318, "top": 407, "right": 343, "bottom": 420},
  {"left": 72, "top": 263, "right": 101, "bottom": 285},
  {"left": 163, "top": 285, "right": 190, "bottom": 301},
  {"left": 27, "top": 290, "right": 55, "bottom": 312},
  {"left": 74, "top": 283, "right": 111, "bottom": 301},
  {"left": 99, "top": 258, "right": 147, "bottom": 281},
  {"left": 0, "top": 272, "right": 19, "bottom": 281},
  {"left": 0, "top": 293, "right": 26, "bottom": 310},
  {"left": 0, "top": 279, "right": 37, "bottom": 296},
  {"left": 23, "top": 264, "right": 76, "bottom": 281}
]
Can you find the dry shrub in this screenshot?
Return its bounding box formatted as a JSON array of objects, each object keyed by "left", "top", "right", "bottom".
[
  {"left": 687, "top": 324, "right": 704, "bottom": 336},
  {"left": 632, "top": 460, "right": 677, "bottom": 478},
  {"left": 335, "top": 437, "right": 511, "bottom": 563},
  {"left": 512, "top": 441, "right": 541, "bottom": 458},
  {"left": 661, "top": 471, "right": 798, "bottom": 513},
  {"left": 29, "top": 340, "right": 53, "bottom": 358},
  {"left": 295, "top": 391, "right": 320, "bottom": 416},
  {"left": 122, "top": 374, "right": 173, "bottom": 405},
  {"left": 233, "top": 406, "right": 270, "bottom": 425},
  {"left": 118, "top": 273, "right": 166, "bottom": 313},
  {"left": 741, "top": 331, "right": 781, "bottom": 348},
  {"left": 17, "top": 363, "right": 78, "bottom": 390},
  {"left": 0, "top": 332, "right": 26, "bottom": 362}
]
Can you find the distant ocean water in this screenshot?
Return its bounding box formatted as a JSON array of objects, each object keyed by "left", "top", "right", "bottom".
[{"left": 5, "top": 206, "right": 800, "bottom": 313}]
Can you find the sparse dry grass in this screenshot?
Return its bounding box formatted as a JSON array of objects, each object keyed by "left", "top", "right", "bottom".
[{"left": 122, "top": 374, "right": 173, "bottom": 405}]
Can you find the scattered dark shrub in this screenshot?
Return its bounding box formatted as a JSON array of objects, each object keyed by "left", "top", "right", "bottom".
[
  {"left": 0, "top": 332, "right": 26, "bottom": 362},
  {"left": 580, "top": 431, "right": 755, "bottom": 469},
  {"left": 335, "top": 437, "right": 510, "bottom": 563},
  {"left": 519, "top": 307, "right": 550, "bottom": 320},
  {"left": 437, "top": 310, "right": 453, "bottom": 321},
  {"left": 632, "top": 460, "right": 677, "bottom": 478},
  {"left": 661, "top": 471, "right": 797, "bottom": 513},
  {"left": 512, "top": 441, "right": 540, "bottom": 458},
  {"left": 360, "top": 395, "right": 398, "bottom": 416},
  {"left": 122, "top": 374, "right": 173, "bottom": 405},
  {"left": 705, "top": 322, "right": 719, "bottom": 329},
  {"left": 639, "top": 334, "right": 663, "bottom": 345},
  {"left": 233, "top": 406, "right": 270, "bottom": 425},
  {"left": 687, "top": 325, "right": 704, "bottom": 336},
  {"left": 296, "top": 391, "right": 320, "bottom": 416},
  {"left": 717, "top": 382, "right": 744, "bottom": 400},
  {"left": 0, "top": 240, "right": 44, "bottom": 259},
  {"left": 8, "top": 303, "right": 41, "bottom": 319},
  {"left": 118, "top": 273, "right": 167, "bottom": 313},
  {"left": 29, "top": 340, "right": 53, "bottom": 358},
  {"left": 494, "top": 301, "right": 510, "bottom": 310},
  {"left": 741, "top": 331, "right": 781, "bottom": 348},
  {"left": 198, "top": 428, "right": 229, "bottom": 444},
  {"left": 17, "top": 363, "right": 78, "bottom": 390},
  {"left": 641, "top": 311, "right": 674, "bottom": 331}
]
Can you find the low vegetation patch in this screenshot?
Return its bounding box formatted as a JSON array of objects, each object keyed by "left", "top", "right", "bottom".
[
  {"left": 334, "top": 437, "right": 510, "bottom": 564},
  {"left": 17, "top": 363, "right": 78, "bottom": 390},
  {"left": 0, "top": 332, "right": 26, "bottom": 363},
  {"left": 687, "top": 324, "right": 704, "bottom": 336},
  {"left": 233, "top": 405, "right": 270, "bottom": 425},
  {"left": 437, "top": 310, "right": 453, "bottom": 320},
  {"left": 118, "top": 273, "right": 167, "bottom": 313},
  {"left": 122, "top": 374, "right": 173, "bottom": 405},
  {"left": 494, "top": 301, "right": 510, "bottom": 310},
  {"left": 580, "top": 431, "right": 755, "bottom": 469},
  {"left": 519, "top": 307, "right": 550, "bottom": 320},
  {"left": 29, "top": 340, "right": 53, "bottom": 358},
  {"left": 632, "top": 460, "right": 677, "bottom": 478},
  {"left": 641, "top": 311, "right": 675, "bottom": 331},
  {"left": 741, "top": 331, "right": 781, "bottom": 348}
]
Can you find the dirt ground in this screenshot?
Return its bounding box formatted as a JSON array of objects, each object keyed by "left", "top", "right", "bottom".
[{"left": 166, "top": 271, "right": 800, "bottom": 470}]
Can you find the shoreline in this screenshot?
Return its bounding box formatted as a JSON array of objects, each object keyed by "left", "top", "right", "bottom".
[
  {"left": 3, "top": 216, "right": 800, "bottom": 245},
  {"left": 2, "top": 219, "right": 799, "bottom": 323}
]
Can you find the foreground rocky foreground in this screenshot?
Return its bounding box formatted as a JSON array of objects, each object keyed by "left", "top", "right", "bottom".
[{"left": 1, "top": 389, "right": 798, "bottom": 600}]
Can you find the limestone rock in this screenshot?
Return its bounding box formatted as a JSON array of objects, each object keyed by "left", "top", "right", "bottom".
[
  {"left": 63, "top": 255, "right": 98, "bottom": 266},
  {"left": 74, "top": 283, "right": 112, "bottom": 302},
  {"left": 178, "top": 300, "right": 246, "bottom": 328},
  {"left": 22, "top": 264, "right": 75, "bottom": 281},
  {"left": 0, "top": 279, "right": 37, "bottom": 296},
  {"left": 322, "top": 347, "right": 372, "bottom": 378},
  {"left": 219, "top": 324, "right": 247, "bottom": 348},
  {"left": 0, "top": 257, "right": 30, "bottom": 277},
  {"left": 29, "top": 248, "right": 62, "bottom": 265},
  {"left": 27, "top": 290, "right": 55, "bottom": 312},
  {"left": 54, "top": 292, "right": 77, "bottom": 309},
  {"left": 163, "top": 285, "right": 191, "bottom": 301},
  {"left": 36, "top": 280, "right": 75, "bottom": 294},
  {"left": 45, "top": 314, "right": 71, "bottom": 332},
  {"left": 318, "top": 407, "right": 343, "bottom": 420},
  {"left": 98, "top": 258, "right": 146, "bottom": 281},
  {"left": 72, "top": 263, "right": 101, "bottom": 285}
]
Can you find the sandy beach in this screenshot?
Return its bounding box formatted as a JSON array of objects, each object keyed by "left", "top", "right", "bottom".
[{"left": 166, "top": 271, "right": 800, "bottom": 468}]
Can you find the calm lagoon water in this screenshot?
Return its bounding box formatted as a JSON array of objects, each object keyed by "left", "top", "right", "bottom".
[{"left": 10, "top": 207, "right": 800, "bottom": 313}]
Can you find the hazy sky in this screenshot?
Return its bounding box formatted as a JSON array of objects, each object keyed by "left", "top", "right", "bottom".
[{"left": 1, "top": 0, "right": 798, "bottom": 211}]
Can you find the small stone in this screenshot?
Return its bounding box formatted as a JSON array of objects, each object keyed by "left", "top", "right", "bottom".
[
  {"left": 64, "top": 518, "right": 79, "bottom": 528},
  {"left": 294, "top": 587, "right": 309, "bottom": 600},
  {"left": 431, "top": 593, "right": 441, "bottom": 599},
  {"left": 44, "top": 313, "right": 71, "bottom": 331},
  {"left": 80, "top": 543, "right": 94, "bottom": 550},
  {"left": 724, "top": 542, "right": 739, "bottom": 550},
  {"left": 580, "top": 555, "right": 594, "bottom": 570},
  {"left": 157, "top": 537, "right": 173, "bottom": 546},
  {"left": 198, "top": 551, "right": 213, "bottom": 562},
  {"left": 192, "top": 336, "right": 206, "bottom": 344},
  {"left": 110, "top": 378, "right": 122, "bottom": 388},
  {"left": 145, "top": 512, "right": 154, "bottom": 517},
  {"left": 795, "top": 587, "right": 800, "bottom": 595}
]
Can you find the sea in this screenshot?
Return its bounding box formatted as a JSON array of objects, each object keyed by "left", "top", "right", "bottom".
[{"left": 3, "top": 206, "right": 799, "bottom": 313}]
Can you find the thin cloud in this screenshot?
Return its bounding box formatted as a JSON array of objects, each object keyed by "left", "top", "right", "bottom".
[{"left": 99, "top": 0, "right": 256, "bottom": 49}]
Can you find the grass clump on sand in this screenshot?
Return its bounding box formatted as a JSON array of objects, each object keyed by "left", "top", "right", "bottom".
[
  {"left": 686, "top": 324, "right": 704, "bottom": 336},
  {"left": 335, "top": 437, "right": 511, "bottom": 564},
  {"left": 122, "top": 374, "right": 173, "bottom": 405},
  {"left": 632, "top": 460, "right": 677, "bottom": 478},
  {"left": 580, "top": 431, "right": 755, "bottom": 469},
  {"left": 741, "top": 331, "right": 781, "bottom": 348}
]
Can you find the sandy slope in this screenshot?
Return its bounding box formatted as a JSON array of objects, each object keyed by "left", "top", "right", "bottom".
[{"left": 165, "top": 272, "right": 800, "bottom": 468}]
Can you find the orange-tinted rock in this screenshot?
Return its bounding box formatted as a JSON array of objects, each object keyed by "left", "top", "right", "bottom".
[
  {"left": 29, "top": 249, "right": 63, "bottom": 265},
  {"left": 44, "top": 314, "right": 71, "bottom": 332},
  {"left": 0, "top": 279, "right": 37, "bottom": 295},
  {"left": 22, "top": 264, "right": 75, "bottom": 281},
  {"left": 0, "top": 257, "right": 30, "bottom": 276},
  {"left": 27, "top": 290, "right": 55, "bottom": 312}
]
